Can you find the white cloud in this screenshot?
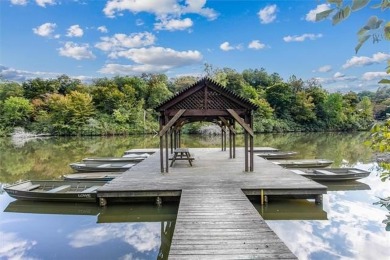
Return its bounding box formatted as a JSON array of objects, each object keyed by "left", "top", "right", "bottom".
[
  {"left": 32, "top": 22, "right": 57, "bottom": 38},
  {"left": 99, "top": 47, "right": 202, "bottom": 74},
  {"left": 103, "top": 0, "right": 217, "bottom": 20},
  {"left": 362, "top": 71, "right": 389, "bottom": 81},
  {"left": 136, "top": 19, "right": 144, "bottom": 26},
  {"left": 95, "top": 32, "right": 156, "bottom": 52},
  {"left": 0, "top": 231, "right": 37, "bottom": 260},
  {"left": 342, "top": 52, "right": 390, "bottom": 69},
  {"left": 66, "top": 25, "right": 84, "bottom": 37},
  {"left": 316, "top": 65, "right": 332, "bottom": 73},
  {"left": 58, "top": 42, "right": 95, "bottom": 60},
  {"left": 248, "top": 40, "right": 266, "bottom": 50},
  {"left": 258, "top": 4, "right": 277, "bottom": 24},
  {"left": 220, "top": 41, "right": 237, "bottom": 51},
  {"left": 306, "top": 4, "right": 331, "bottom": 22},
  {"left": 97, "top": 26, "right": 108, "bottom": 33},
  {"left": 334, "top": 72, "right": 345, "bottom": 78},
  {"left": 154, "top": 18, "right": 193, "bottom": 31},
  {"left": 10, "top": 0, "right": 28, "bottom": 5},
  {"left": 283, "top": 33, "right": 323, "bottom": 42},
  {"left": 35, "top": 0, "right": 56, "bottom": 7}
]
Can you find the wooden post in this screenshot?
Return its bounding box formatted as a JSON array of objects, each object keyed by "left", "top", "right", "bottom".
[
  {"left": 244, "top": 130, "right": 248, "bottom": 172},
  {"left": 250, "top": 113, "right": 254, "bottom": 171},
  {"left": 165, "top": 131, "right": 169, "bottom": 173}
]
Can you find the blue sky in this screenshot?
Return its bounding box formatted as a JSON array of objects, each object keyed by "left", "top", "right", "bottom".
[{"left": 0, "top": 0, "right": 389, "bottom": 93}]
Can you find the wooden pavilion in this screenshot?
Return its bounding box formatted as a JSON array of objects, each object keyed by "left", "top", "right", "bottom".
[{"left": 155, "top": 77, "right": 258, "bottom": 173}]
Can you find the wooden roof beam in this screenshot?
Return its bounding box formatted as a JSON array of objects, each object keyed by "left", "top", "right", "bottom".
[
  {"left": 159, "top": 109, "right": 186, "bottom": 137},
  {"left": 226, "top": 109, "right": 254, "bottom": 136},
  {"left": 219, "top": 116, "right": 236, "bottom": 134}
]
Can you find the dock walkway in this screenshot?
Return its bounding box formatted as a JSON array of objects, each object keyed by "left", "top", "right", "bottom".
[
  {"left": 169, "top": 188, "right": 297, "bottom": 259},
  {"left": 98, "top": 148, "right": 326, "bottom": 259}
]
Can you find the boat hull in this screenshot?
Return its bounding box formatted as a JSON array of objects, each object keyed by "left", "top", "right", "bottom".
[
  {"left": 290, "top": 168, "right": 370, "bottom": 181},
  {"left": 4, "top": 180, "right": 106, "bottom": 203},
  {"left": 63, "top": 172, "right": 121, "bottom": 181},
  {"left": 256, "top": 151, "right": 298, "bottom": 159},
  {"left": 273, "top": 159, "right": 333, "bottom": 168},
  {"left": 69, "top": 162, "right": 135, "bottom": 172}
]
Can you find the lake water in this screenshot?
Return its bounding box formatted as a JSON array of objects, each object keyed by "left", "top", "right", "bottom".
[{"left": 0, "top": 133, "right": 389, "bottom": 259}]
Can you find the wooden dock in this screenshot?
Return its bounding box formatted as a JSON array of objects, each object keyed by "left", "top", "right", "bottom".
[
  {"left": 169, "top": 188, "right": 297, "bottom": 259},
  {"left": 97, "top": 148, "right": 326, "bottom": 259}
]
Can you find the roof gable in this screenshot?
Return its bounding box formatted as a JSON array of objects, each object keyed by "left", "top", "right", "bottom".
[{"left": 155, "top": 77, "right": 258, "bottom": 111}]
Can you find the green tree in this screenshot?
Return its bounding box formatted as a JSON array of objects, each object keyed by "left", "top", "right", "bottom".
[
  {"left": 22, "top": 78, "right": 59, "bottom": 100},
  {"left": 291, "top": 91, "right": 316, "bottom": 123},
  {"left": 265, "top": 83, "right": 293, "bottom": 119},
  {"left": 66, "top": 91, "right": 95, "bottom": 127},
  {"left": 0, "top": 82, "right": 23, "bottom": 101},
  {"left": 1, "top": 96, "right": 33, "bottom": 127}
]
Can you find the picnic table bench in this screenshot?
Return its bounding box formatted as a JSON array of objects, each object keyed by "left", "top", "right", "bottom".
[{"left": 170, "top": 148, "right": 194, "bottom": 166}]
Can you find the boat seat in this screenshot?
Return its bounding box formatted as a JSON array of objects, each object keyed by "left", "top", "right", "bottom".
[
  {"left": 47, "top": 185, "right": 71, "bottom": 193},
  {"left": 81, "top": 186, "right": 100, "bottom": 193},
  {"left": 22, "top": 184, "right": 41, "bottom": 191},
  {"left": 315, "top": 170, "right": 337, "bottom": 175}
]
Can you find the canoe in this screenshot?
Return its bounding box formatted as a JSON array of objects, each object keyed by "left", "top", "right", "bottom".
[
  {"left": 63, "top": 172, "right": 121, "bottom": 181},
  {"left": 256, "top": 151, "right": 298, "bottom": 159},
  {"left": 4, "top": 180, "right": 106, "bottom": 202},
  {"left": 123, "top": 150, "right": 156, "bottom": 156},
  {"left": 69, "top": 162, "right": 135, "bottom": 172},
  {"left": 272, "top": 159, "right": 333, "bottom": 168},
  {"left": 290, "top": 168, "right": 370, "bottom": 181}
]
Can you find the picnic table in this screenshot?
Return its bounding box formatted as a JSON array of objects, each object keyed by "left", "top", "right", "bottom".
[{"left": 170, "top": 148, "right": 194, "bottom": 166}]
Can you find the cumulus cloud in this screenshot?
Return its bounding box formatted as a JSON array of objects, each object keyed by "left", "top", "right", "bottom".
[
  {"left": 58, "top": 42, "right": 95, "bottom": 60},
  {"left": 66, "top": 25, "right": 84, "bottom": 37},
  {"left": 362, "top": 71, "right": 389, "bottom": 81},
  {"left": 154, "top": 18, "right": 193, "bottom": 31},
  {"left": 316, "top": 65, "right": 332, "bottom": 73},
  {"left": 306, "top": 4, "right": 331, "bottom": 22},
  {"left": 258, "top": 4, "right": 277, "bottom": 24},
  {"left": 248, "top": 40, "right": 266, "bottom": 50},
  {"left": 99, "top": 47, "right": 202, "bottom": 74},
  {"left": 95, "top": 32, "right": 156, "bottom": 53},
  {"left": 283, "top": 33, "right": 323, "bottom": 42},
  {"left": 220, "top": 41, "right": 242, "bottom": 51},
  {"left": 97, "top": 26, "right": 108, "bottom": 33},
  {"left": 32, "top": 22, "right": 58, "bottom": 38},
  {"left": 103, "top": 0, "right": 217, "bottom": 20},
  {"left": 342, "top": 52, "right": 390, "bottom": 69}
]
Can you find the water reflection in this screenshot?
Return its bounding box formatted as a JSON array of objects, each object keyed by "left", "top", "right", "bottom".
[
  {"left": 1, "top": 198, "right": 177, "bottom": 260},
  {"left": 258, "top": 166, "right": 389, "bottom": 260},
  {"left": 1, "top": 133, "right": 389, "bottom": 260}
]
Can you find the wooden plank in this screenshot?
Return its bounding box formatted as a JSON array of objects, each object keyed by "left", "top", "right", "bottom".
[{"left": 168, "top": 188, "right": 297, "bottom": 259}]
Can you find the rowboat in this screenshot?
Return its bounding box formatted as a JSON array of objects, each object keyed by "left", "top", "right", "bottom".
[
  {"left": 4, "top": 180, "right": 106, "bottom": 202},
  {"left": 82, "top": 156, "right": 145, "bottom": 164},
  {"left": 272, "top": 159, "right": 333, "bottom": 168},
  {"left": 251, "top": 147, "right": 279, "bottom": 153},
  {"left": 63, "top": 172, "right": 121, "bottom": 181},
  {"left": 290, "top": 168, "right": 370, "bottom": 181},
  {"left": 69, "top": 162, "right": 135, "bottom": 172},
  {"left": 256, "top": 151, "right": 298, "bottom": 159}
]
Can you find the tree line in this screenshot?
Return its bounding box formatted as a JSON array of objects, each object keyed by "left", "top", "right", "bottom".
[{"left": 0, "top": 67, "right": 384, "bottom": 136}]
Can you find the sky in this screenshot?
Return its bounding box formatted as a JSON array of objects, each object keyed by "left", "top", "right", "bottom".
[{"left": 0, "top": 0, "right": 389, "bottom": 93}]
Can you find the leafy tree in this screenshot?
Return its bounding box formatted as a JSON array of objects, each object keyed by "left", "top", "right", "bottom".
[
  {"left": 290, "top": 91, "right": 316, "bottom": 123},
  {"left": 0, "top": 82, "right": 23, "bottom": 101},
  {"left": 242, "top": 68, "right": 273, "bottom": 89},
  {"left": 143, "top": 74, "right": 171, "bottom": 108},
  {"left": 265, "top": 83, "right": 294, "bottom": 119},
  {"left": 55, "top": 74, "right": 83, "bottom": 95},
  {"left": 66, "top": 91, "right": 95, "bottom": 127},
  {"left": 1, "top": 96, "right": 33, "bottom": 127},
  {"left": 22, "top": 78, "right": 59, "bottom": 100},
  {"left": 169, "top": 76, "right": 198, "bottom": 93}
]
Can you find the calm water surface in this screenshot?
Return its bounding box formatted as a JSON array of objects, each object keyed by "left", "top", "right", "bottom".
[{"left": 0, "top": 133, "right": 389, "bottom": 259}]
